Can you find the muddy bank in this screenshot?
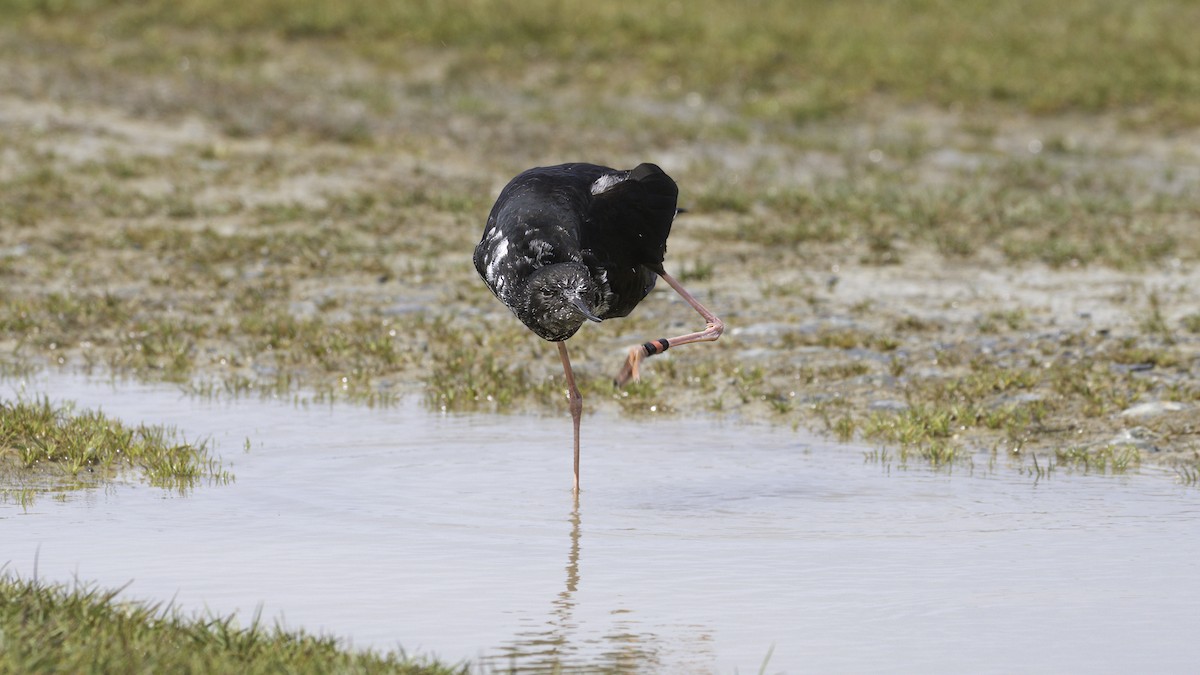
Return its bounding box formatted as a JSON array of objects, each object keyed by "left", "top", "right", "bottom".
[{"left": 1, "top": 20, "right": 1198, "bottom": 475}]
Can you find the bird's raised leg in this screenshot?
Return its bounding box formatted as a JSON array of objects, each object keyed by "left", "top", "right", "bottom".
[
  {"left": 614, "top": 270, "right": 724, "bottom": 386},
  {"left": 557, "top": 341, "right": 583, "bottom": 493}
]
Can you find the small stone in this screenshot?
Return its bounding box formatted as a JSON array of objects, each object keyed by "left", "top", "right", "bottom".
[
  {"left": 1109, "top": 427, "right": 1159, "bottom": 452},
  {"left": 869, "top": 399, "right": 908, "bottom": 412},
  {"left": 731, "top": 322, "right": 802, "bottom": 338},
  {"left": 1120, "top": 401, "right": 1188, "bottom": 419}
]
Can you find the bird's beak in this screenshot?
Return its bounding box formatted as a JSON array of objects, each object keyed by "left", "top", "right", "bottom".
[{"left": 570, "top": 295, "right": 603, "bottom": 323}]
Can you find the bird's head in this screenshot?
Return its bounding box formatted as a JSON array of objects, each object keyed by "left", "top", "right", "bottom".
[{"left": 520, "top": 263, "right": 604, "bottom": 341}]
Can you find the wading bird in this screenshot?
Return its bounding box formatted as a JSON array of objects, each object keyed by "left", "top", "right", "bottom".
[{"left": 473, "top": 163, "right": 724, "bottom": 492}]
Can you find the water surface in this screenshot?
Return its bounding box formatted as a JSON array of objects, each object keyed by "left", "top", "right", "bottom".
[{"left": 3, "top": 373, "right": 1198, "bottom": 673}]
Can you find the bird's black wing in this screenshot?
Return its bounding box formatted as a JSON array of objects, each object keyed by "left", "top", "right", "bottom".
[
  {"left": 581, "top": 163, "right": 679, "bottom": 317},
  {"left": 583, "top": 163, "right": 677, "bottom": 272}
]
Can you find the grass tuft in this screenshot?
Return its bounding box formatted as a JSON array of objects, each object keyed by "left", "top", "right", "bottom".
[
  {"left": 1054, "top": 444, "right": 1142, "bottom": 473},
  {"left": 0, "top": 397, "right": 230, "bottom": 503},
  {"left": 0, "top": 573, "right": 463, "bottom": 674}
]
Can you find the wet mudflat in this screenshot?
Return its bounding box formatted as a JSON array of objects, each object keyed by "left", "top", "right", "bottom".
[{"left": 3, "top": 373, "right": 1198, "bottom": 674}]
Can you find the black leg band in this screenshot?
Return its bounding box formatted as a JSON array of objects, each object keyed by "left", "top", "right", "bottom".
[{"left": 642, "top": 338, "right": 671, "bottom": 356}]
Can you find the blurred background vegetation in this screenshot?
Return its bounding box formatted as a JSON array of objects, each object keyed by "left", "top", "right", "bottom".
[{"left": 4, "top": 0, "right": 1199, "bottom": 128}]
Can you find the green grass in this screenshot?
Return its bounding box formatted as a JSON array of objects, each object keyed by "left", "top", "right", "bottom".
[
  {"left": 1054, "top": 444, "right": 1142, "bottom": 473},
  {"left": 715, "top": 159, "right": 1200, "bottom": 269},
  {"left": 0, "top": 574, "right": 461, "bottom": 675},
  {"left": 0, "top": 397, "right": 229, "bottom": 503},
  {"left": 4, "top": 0, "right": 1199, "bottom": 128},
  {"left": 421, "top": 317, "right": 677, "bottom": 416}
]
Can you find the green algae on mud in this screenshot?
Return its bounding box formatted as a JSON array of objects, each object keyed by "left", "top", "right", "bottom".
[{"left": 0, "top": 574, "right": 462, "bottom": 675}]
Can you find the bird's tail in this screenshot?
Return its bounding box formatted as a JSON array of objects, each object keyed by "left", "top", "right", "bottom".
[{"left": 590, "top": 163, "right": 678, "bottom": 273}]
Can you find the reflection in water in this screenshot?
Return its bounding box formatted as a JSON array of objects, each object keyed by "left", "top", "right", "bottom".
[{"left": 485, "top": 495, "right": 669, "bottom": 673}]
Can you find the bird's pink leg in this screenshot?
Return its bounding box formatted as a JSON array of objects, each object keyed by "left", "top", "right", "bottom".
[
  {"left": 614, "top": 270, "right": 725, "bottom": 386},
  {"left": 558, "top": 341, "right": 583, "bottom": 493}
]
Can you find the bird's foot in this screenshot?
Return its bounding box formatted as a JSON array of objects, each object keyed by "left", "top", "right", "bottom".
[{"left": 612, "top": 345, "right": 646, "bottom": 387}]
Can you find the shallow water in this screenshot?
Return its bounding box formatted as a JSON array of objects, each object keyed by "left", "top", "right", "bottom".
[{"left": 3, "top": 373, "right": 1199, "bottom": 674}]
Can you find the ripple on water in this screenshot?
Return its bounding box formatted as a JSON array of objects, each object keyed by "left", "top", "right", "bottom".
[{"left": 3, "top": 372, "right": 1199, "bottom": 674}]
